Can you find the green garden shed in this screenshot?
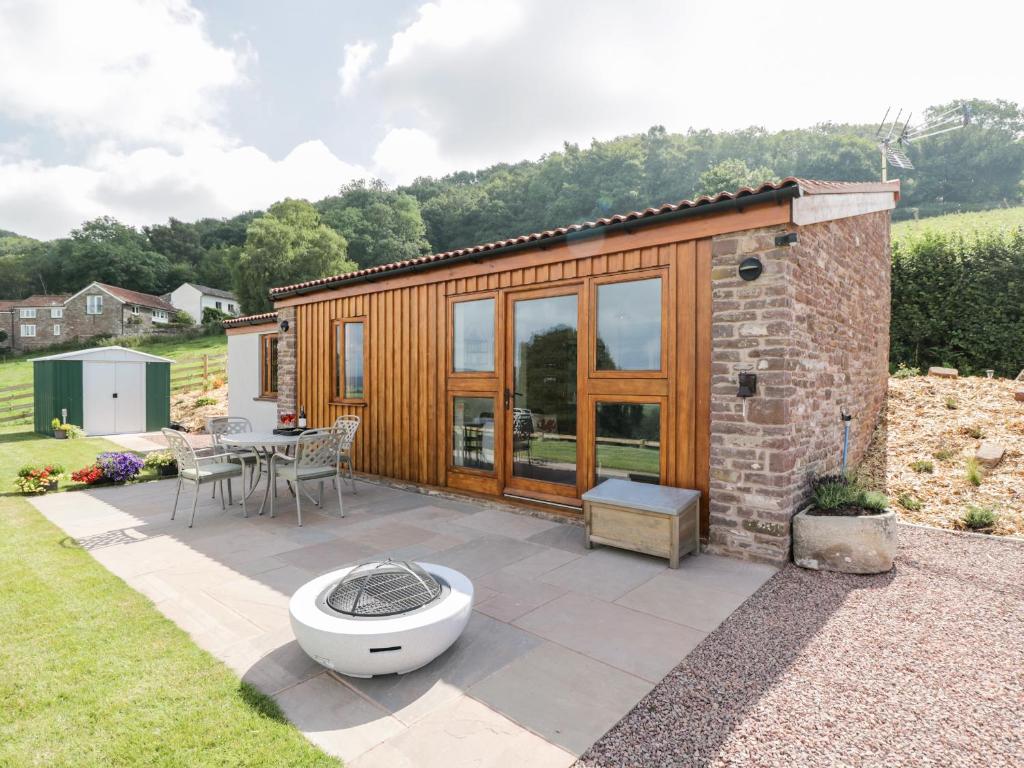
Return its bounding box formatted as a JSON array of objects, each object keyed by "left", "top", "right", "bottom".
[{"left": 33, "top": 346, "right": 172, "bottom": 436}]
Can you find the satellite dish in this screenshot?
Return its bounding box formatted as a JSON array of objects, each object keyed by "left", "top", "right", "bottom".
[{"left": 875, "top": 103, "right": 969, "bottom": 181}]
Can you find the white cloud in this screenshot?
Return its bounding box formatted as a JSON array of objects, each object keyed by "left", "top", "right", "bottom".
[
  {"left": 372, "top": 127, "right": 450, "bottom": 184},
  {"left": 0, "top": 141, "right": 366, "bottom": 239},
  {"left": 385, "top": 0, "right": 524, "bottom": 66},
  {"left": 339, "top": 41, "right": 377, "bottom": 96},
  {"left": 0, "top": 0, "right": 244, "bottom": 148}
]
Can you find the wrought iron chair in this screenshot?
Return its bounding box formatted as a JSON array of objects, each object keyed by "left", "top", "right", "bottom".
[
  {"left": 269, "top": 428, "right": 345, "bottom": 526},
  {"left": 162, "top": 428, "right": 246, "bottom": 528},
  {"left": 331, "top": 415, "right": 361, "bottom": 492},
  {"left": 207, "top": 416, "right": 260, "bottom": 495}
]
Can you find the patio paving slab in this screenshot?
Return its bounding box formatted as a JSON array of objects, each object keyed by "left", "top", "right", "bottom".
[
  {"left": 470, "top": 642, "right": 651, "bottom": 755},
  {"left": 30, "top": 477, "right": 777, "bottom": 767}
]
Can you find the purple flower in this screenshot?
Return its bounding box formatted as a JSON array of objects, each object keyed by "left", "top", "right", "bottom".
[{"left": 96, "top": 452, "right": 145, "bottom": 483}]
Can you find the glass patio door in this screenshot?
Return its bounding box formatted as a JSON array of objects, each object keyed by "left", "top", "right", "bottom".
[{"left": 504, "top": 288, "right": 580, "bottom": 500}]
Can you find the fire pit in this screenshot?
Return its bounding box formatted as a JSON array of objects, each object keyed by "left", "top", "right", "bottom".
[{"left": 289, "top": 559, "right": 473, "bottom": 678}]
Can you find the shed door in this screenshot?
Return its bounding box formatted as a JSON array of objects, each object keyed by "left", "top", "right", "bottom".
[
  {"left": 83, "top": 362, "right": 146, "bottom": 435},
  {"left": 83, "top": 363, "right": 117, "bottom": 435}
]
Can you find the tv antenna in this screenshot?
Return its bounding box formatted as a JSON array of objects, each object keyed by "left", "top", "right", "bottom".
[{"left": 875, "top": 102, "right": 972, "bottom": 181}]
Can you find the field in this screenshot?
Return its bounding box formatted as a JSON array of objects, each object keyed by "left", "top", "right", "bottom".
[
  {"left": 0, "top": 333, "right": 227, "bottom": 390},
  {"left": 892, "top": 205, "right": 1024, "bottom": 241}
]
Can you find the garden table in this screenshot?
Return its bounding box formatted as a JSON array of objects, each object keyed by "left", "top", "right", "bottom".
[{"left": 220, "top": 432, "right": 301, "bottom": 516}]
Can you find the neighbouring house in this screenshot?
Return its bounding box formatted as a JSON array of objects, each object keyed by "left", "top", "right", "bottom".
[
  {"left": 6, "top": 294, "right": 70, "bottom": 351},
  {"left": 227, "top": 177, "right": 899, "bottom": 565},
  {"left": 62, "top": 282, "right": 176, "bottom": 343},
  {"left": 0, "top": 299, "right": 15, "bottom": 349},
  {"left": 166, "top": 282, "right": 240, "bottom": 323}
]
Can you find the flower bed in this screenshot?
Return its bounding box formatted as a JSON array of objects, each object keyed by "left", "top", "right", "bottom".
[
  {"left": 15, "top": 465, "right": 66, "bottom": 494},
  {"left": 72, "top": 452, "right": 145, "bottom": 486}
]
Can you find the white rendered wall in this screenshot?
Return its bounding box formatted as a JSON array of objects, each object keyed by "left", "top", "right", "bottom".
[{"left": 227, "top": 330, "right": 277, "bottom": 431}]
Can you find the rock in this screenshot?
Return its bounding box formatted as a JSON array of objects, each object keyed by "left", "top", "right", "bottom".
[
  {"left": 975, "top": 441, "right": 1005, "bottom": 469},
  {"left": 792, "top": 507, "right": 898, "bottom": 574},
  {"left": 1015, "top": 389, "right": 1024, "bottom": 403},
  {"left": 927, "top": 366, "right": 958, "bottom": 379}
]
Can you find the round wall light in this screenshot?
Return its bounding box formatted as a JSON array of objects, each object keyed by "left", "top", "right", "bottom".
[
  {"left": 280, "top": 319, "right": 290, "bottom": 332},
  {"left": 738, "top": 257, "right": 763, "bottom": 281}
]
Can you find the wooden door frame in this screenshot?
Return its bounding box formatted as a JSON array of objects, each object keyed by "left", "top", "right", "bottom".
[{"left": 501, "top": 283, "right": 586, "bottom": 506}]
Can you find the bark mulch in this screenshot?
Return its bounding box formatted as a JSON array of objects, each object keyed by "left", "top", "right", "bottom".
[{"left": 577, "top": 525, "right": 1023, "bottom": 768}]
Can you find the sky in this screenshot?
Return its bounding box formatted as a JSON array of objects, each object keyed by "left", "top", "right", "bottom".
[{"left": 0, "top": 0, "right": 1020, "bottom": 240}]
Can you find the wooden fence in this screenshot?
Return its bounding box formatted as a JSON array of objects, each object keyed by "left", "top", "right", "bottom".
[{"left": 0, "top": 353, "right": 229, "bottom": 427}]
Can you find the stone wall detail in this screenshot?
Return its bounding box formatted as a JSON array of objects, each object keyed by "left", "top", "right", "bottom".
[{"left": 275, "top": 305, "right": 297, "bottom": 422}]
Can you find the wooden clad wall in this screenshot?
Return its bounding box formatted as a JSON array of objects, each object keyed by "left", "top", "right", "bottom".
[{"left": 293, "top": 233, "right": 714, "bottom": 526}]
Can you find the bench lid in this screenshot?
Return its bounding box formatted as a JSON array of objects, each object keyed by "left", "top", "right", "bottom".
[{"left": 581, "top": 479, "right": 701, "bottom": 515}]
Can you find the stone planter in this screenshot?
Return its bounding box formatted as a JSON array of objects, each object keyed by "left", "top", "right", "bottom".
[
  {"left": 792, "top": 505, "right": 898, "bottom": 574},
  {"left": 53, "top": 429, "right": 67, "bottom": 440}
]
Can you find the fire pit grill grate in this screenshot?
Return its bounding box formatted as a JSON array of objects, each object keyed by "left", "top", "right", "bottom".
[{"left": 325, "top": 559, "right": 442, "bottom": 617}]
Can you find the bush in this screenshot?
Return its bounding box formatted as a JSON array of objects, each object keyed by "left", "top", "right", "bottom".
[
  {"left": 811, "top": 474, "right": 887, "bottom": 513},
  {"left": 963, "top": 426, "right": 985, "bottom": 440},
  {"left": 965, "top": 457, "right": 983, "bottom": 487},
  {"left": 897, "top": 493, "right": 922, "bottom": 511},
  {"left": 194, "top": 396, "right": 218, "bottom": 407},
  {"left": 932, "top": 448, "right": 956, "bottom": 461},
  {"left": 202, "top": 307, "right": 229, "bottom": 326},
  {"left": 910, "top": 460, "right": 934, "bottom": 473},
  {"left": 960, "top": 505, "right": 997, "bottom": 530},
  {"left": 892, "top": 363, "right": 920, "bottom": 379},
  {"left": 171, "top": 309, "right": 195, "bottom": 325},
  {"left": 890, "top": 230, "right": 1024, "bottom": 378}
]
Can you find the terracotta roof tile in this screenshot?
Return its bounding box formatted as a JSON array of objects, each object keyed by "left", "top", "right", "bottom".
[
  {"left": 14, "top": 294, "right": 69, "bottom": 307},
  {"left": 270, "top": 178, "right": 900, "bottom": 299},
  {"left": 223, "top": 311, "right": 277, "bottom": 328},
  {"left": 94, "top": 283, "right": 176, "bottom": 312}
]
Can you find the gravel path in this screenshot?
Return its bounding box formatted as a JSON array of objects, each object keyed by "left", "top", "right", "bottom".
[{"left": 577, "top": 525, "right": 1024, "bottom": 768}]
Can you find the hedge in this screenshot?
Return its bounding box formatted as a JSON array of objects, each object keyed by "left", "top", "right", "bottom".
[{"left": 891, "top": 229, "right": 1024, "bottom": 377}]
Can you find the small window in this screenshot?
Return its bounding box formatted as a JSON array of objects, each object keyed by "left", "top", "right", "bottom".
[
  {"left": 19, "top": 308, "right": 36, "bottom": 319},
  {"left": 595, "top": 277, "right": 662, "bottom": 371},
  {"left": 50, "top": 307, "right": 63, "bottom": 319},
  {"left": 153, "top": 309, "right": 167, "bottom": 321},
  {"left": 215, "top": 301, "right": 222, "bottom": 310},
  {"left": 452, "top": 298, "right": 494, "bottom": 373},
  {"left": 52, "top": 324, "right": 61, "bottom": 336},
  {"left": 452, "top": 396, "right": 495, "bottom": 472},
  {"left": 86, "top": 295, "right": 103, "bottom": 314},
  {"left": 228, "top": 304, "right": 235, "bottom": 313},
  {"left": 333, "top": 320, "right": 365, "bottom": 401},
  {"left": 20, "top": 324, "right": 36, "bottom": 337},
  {"left": 131, "top": 305, "right": 140, "bottom": 315},
  {"left": 260, "top": 334, "right": 278, "bottom": 398},
  {"left": 594, "top": 402, "right": 661, "bottom": 485}
]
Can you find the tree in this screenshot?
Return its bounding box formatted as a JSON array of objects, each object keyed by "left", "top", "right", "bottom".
[
  {"left": 316, "top": 179, "right": 431, "bottom": 268},
  {"left": 696, "top": 159, "right": 776, "bottom": 197},
  {"left": 64, "top": 217, "right": 172, "bottom": 294},
  {"left": 234, "top": 199, "right": 355, "bottom": 313}
]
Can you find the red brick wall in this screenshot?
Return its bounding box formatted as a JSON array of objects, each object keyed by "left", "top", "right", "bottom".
[{"left": 706, "top": 211, "right": 891, "bottom": 564}]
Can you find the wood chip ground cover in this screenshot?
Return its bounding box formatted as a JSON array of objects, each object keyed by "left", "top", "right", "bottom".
[{"left": 861, "top": 375, "right": 1023, "bottom": 536}]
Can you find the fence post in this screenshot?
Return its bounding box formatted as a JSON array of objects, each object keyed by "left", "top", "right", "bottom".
[{"left": 202, "top": 354, "right": 209, "bottom": 392}]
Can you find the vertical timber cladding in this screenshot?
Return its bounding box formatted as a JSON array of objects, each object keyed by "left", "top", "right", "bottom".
[{"left": 289, "top": 206, "right": 749, "bottom": 529}]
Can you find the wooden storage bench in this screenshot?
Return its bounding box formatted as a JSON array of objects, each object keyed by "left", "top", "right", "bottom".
[{"left": 582, "top": 479, "right": 701, "bottom": 568}]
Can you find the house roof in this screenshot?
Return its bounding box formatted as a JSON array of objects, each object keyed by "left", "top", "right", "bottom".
[
  {"left": 223, "top": 311, "right": 277, "bottom": 329},
  {"left": 14, "top": 294, "right": 68, "bottom": 307},
  {"left": 32, "top": 345, "right": 172, "bottom": 363},
  {"left": 89, "top": 283, "right": 176, "bottom": 312},
  {"left": 269, "top": 177, "right": 900, "bottom": 300},
  {"left": 0, "top": 300, "right": 16, "bottom": 311},
  {"left": 181, "top": 282, "right": 237, "bottom": 300}
]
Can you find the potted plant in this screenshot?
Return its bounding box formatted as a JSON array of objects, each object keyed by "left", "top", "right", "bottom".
[
  {"left": 15, "top": 464, "right": 66, "bottom": 494},
  {"left": 52, "top": 417, "right": 66, "bottom": 439},
  {"left": 144, "top": 450, "right": 178, "bottom": 477},
  {"left": 51, "top": 418, "right": 84, "bottom": 440},
  {"left": 72, "top": 464, "right": 106, "bottom": 486},
  {"left": 792, "top": 473, "right": 898, "bottom": 574},
  {"left": 96, "top": 452, "right": 145, "bottom": 484}
]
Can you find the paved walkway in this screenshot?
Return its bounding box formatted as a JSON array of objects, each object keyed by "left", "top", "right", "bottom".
[{"left": 32, "top": 478, "right": 775, "bottom": 767}]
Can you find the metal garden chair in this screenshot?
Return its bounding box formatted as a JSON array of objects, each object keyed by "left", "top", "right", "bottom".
[
  {"left": 269, "top": 428, "right": 345, "bottom": 526},
  {"left": 331, "top": 415, "right": 361, "bottom": 492},
  {"left": 207, "top": 416, "right": 260, "bottom": 495},
  {"left": 162, "top": 428, "right": 246, "bottom": 528}
]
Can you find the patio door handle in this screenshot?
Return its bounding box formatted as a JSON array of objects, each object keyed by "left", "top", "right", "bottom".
[
  {"left": 503, "top": 388, "right": 511, "bottom": 410},
  {"left": 112, "top": 392, "right": 118, "bottom": 398}
]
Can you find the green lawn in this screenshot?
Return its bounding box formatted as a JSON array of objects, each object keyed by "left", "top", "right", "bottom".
[
  {"left": 0, "top": 332, "right": 227, "bottom": 390},
  {"left": 892, "top": 205, "right": 1024, "bottom": 242},
  {"left": 0, "top": 429, "right": 338, "bottom": 766},
  {"left": 525, "top": 437, "right": 660, "bottom": 475}
]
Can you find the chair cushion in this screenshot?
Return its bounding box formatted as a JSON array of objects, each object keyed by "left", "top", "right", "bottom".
[
  {"left": 180, "top": 463, "right": 243, "bottom": 481},
  {"left": 275, "top": 464, "right": 336, "bottom": 482}
]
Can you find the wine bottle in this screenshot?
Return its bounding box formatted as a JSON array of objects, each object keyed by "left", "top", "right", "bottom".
[{"left": 298, "top": 406, "right": 307, "bottom": 429}]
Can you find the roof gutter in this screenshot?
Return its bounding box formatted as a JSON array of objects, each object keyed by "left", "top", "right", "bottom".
[{"left": 271, "top": 184, "right": 800, "bottom": 300}]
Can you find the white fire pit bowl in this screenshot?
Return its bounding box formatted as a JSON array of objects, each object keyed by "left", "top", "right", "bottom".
[{"left": 289, "top": 561, "right": 473, "bottom": 678}]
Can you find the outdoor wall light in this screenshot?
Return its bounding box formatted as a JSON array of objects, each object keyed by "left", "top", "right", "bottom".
[
  {"left": 775, "top": 232, "right": 798, "bottom": 247},
  {"left": 738, "top": 257, "right": 763, "bottom": 281},
  {"left": 280, "top": 320, "right": 290, "bottom": 332},
  {"left": 737, "top": 372, "right": 757, "bottom": 398}
]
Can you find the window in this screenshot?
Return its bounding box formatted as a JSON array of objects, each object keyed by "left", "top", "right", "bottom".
[
  {"left": 86, "top": 295, "right": 103, "bottom": 314},
  {"left": 19, "top": 308, "right": 36, "bottom": 319},
  {"left": 594, "top": 402, "right": 661, "bottom": 485},
  {"left": 260, "top": 334, "right": 278, "bottom": 398},
  {"left": 228, "top": 303, "right": 235, "bottom": 313},
  {"left": 52, "top": 324, "right": 61, "bottom": 336},
  {"left": 215, "top": 301, "right": 222, "bottom": 310},
  {"left": 20, "top": 324, "right": 36, "bottom": 337},
  {"left": 333, "top": 320, "right": 365, "bottom": 401},
  {"left": 452, "top": 298, "right": 494, "bottom": 373},
  {"left": 130, "top": 304, "right": 140, "bottom": 315},
  {"left": 153, "top": 309, "right": 167, "bottom": 321},
  {"left": 595, "top": 277, "right": 662, "bottom": 371},
  {"left": 50, "top": 307, "right": 63, "bottom": 319},
  {"left": 452, "top": 397, "right": 495, "bottom": 472}
]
